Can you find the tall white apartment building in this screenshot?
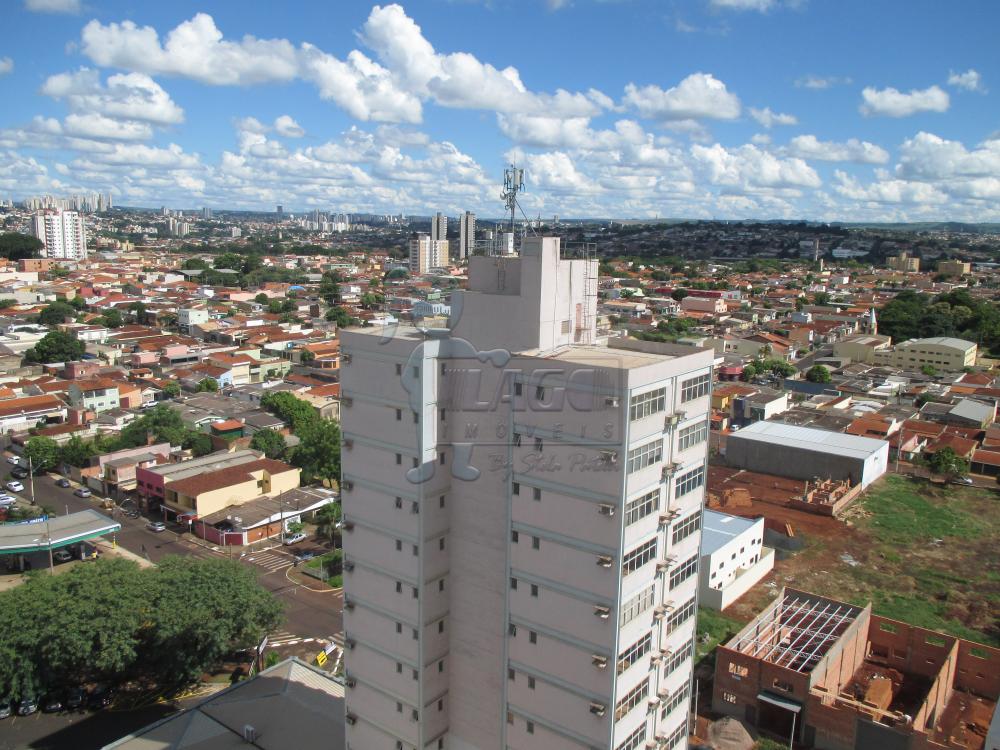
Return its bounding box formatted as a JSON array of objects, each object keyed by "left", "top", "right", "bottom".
[
  {"left": 458, "top": 211, "right": 476, "bottom": 260},
  {"left": 31, "top": 210, "right": 87, "bottom": 261},
  {"left": 340, "top": 237, "right": 712, "bottom": 750},
  {"left": 431, "top": 212, "right": 448, "bottom": 243},
  {"left": 410, "top": 233, "right": 451, "bottom": 274}
]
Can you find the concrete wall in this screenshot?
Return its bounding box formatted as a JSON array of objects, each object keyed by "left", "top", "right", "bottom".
[{"left": 699, "top": 547, "right": 774, "bottom": 611}]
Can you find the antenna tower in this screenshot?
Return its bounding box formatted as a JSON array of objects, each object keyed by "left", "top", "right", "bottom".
[{"left": 501, "top": 164, "right": 524, "bottom": 236}]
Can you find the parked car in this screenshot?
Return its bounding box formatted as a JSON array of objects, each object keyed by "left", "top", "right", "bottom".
[
  {"left": 283, "top": 532, "right": 307, "bottom": 545},
  {"left": 0, "top": 701, "right": 10, "bottom": 720},
  {"left": 74, "top": 488, "right": 92, "bottom": 498},
  {"left": 56, "top": 478, "right": 71, "bottom": 488},
  {"left": 4, "top": 481, "right": 23, "bottom": 493},
  {"left": 5, "top": 455, "right": 20, "bottom": 466},
  {"left": 42, "top": 694, "right": 63, "bottom": 713},
  {"left": 53, "top": 550, "right": 73, "bottom": 563},
  {"left": 17, "top": 696, "right": 38, "bottom": 716},
  {"left": 88, "top": 686, "right": 113, "bottom": 709},
  {"left": 949, "top": 475, "right": 974, "bottom": 486},
  {"left": 147, "top": 521, "right": 166, "bottom": 533},
  {"left": 9, "top": 467, "right": 28, "bottom": 479},
  {"left": 0, "top": 496, "right": 16, "bottom": 508},
  {"left": 64, "top": 687, "right": 85, "bottom": 711}
]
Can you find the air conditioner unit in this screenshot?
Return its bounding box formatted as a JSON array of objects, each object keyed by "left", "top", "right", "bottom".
[
  {"left": 345, "top": 713, "right": 357, "bottom": 726},
  {"left": 657, "top": 688, "right": 669, "bottom": 700},
  {"left": 655, "top": 561, "right": 670, "bottom": 573},
  {"left": 345, "top": 677, "right": 357, "bottom": 688},
  {"left": 243, "top": 725, "right": 256, "bottom": 743},
  {"left": 599, "top": 450, "right": 618, "bottom": 465},
  {"left": 345, "top": 639, "right": 356, "bottom": 650},
  {"left": 653, "top": 606, "right": 667, "bottom": 621},
  {"left": 604, "top": 396, "right": 620, "bottom": 408},
  {"left": 342, "top": 521, "right": 355, "bottom": 531},
  {"left": 344, "top": 560, "right": 355, "bottom": 571},
  {"left": 596, "top": 554, "right": 613, "bottom": 568},
  {"left": 597, "top": 503, "right": 616, "bottom": 516},
  {"left": 651, "top": 654, "right": 663, "bottom": 665},
  {"left": 341, "top": 397, "right": 353, "bottom": 407},
  {"left": 593, "top": 605, "right": 611, "bottom": 619},
  {"left": 589, "top": 702, "right": 607, "bottom": 717},
  {"left": 341, "top": 353, "right": 352, "bottom": 365},
  {"left": 591, "top": 654, "right": 608, "bottom": 669},
  {"left": 665, "top": 411, "right": 685, "bottom": 428},
  {"left": 342, "top": 480, "right": 354, "bottom": 491},
  {"left": 659, "top": 509, "right": 680, "bottom": 524},
  {"left": 647, "top": 696, "right": 661, "bottom": 708},
  {"left": 343, "top": 438, "right": 353, "bottom": 450},
  {"left": 660, "top": 647, "right": 673, "bottom": 657},
  {"left": 344, "top": 599, "right": 355, "bottom": 610}
]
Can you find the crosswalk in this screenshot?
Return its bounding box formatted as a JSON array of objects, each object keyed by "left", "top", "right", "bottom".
[
  {"left": 243, "top": 550, "right": 293, "bottom": 573},
  {"left": 268, "top": 630, "right": 343, "bottom": 649}
]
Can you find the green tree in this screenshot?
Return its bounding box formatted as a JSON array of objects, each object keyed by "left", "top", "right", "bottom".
[
  {"left": 313, "top": 502, "right": 342, "bottom": 543},
  {"left": 24, "top": 330, "right": 85, "bottom": 364},
  {"left": 806, "top": 364, "right": 832, "bottom": 383},
  {"left": 197, "top": 377, "right": 219, "bottom": 392},
  {"left": 102, "top": 309, "right": 124, "bottom": 328},
  {"left": 319, "top": 272, "right": 342, "bottom": 305},
  {"left": 254, "top": 293, "right": 269, "bottom": 305},
  {"left": 360, "top": 292, "right": 384, "bottom": 310},
  {"left": 118, "top": 404, "right": 188, "bottom": 448},
  {"left": 60, "top": 435, "right": 99, "bottom": 468},
  {"left": 162, "top": 381, "right": 181, "bottom": 398},
  {"left": 182, "top": 257, "right": 210, "bottom": 270},
  {"left": 926, "top": 446, "right": 969, "bottom": 477},
  {"left": 920, "top": 364, "right": 938, "bottom": 377},
  {"left": 127, "top": 301, "right": 147, "bottom": 323},
  {"left": 299, "top": 349, "right": 316, "bottom": 364},
  {"left": 670, "top": 289, "right": 689, "bottom": 302},
  {"left": 325, "top": 306, "right": 357, "bottom": 327},
  {"left": 260, "top": 392, "right": 318, "bottom": 432},
  {"left": 385, "top": 268, "right": 408, "bottom": 280},
  {"left": 24, "top": 437, "right": 60, "bottom": 473},
  {"left": 285, "top": 521, "right": 304, "bottom": 536},
  {"left": 292, "top": 418, "right": 341, "bottom": 487},
  {"left": 249, "top": 429, "right": 286, "bottom": 460},
  {"left": 38, "top": 302, "right": 76, "bottom": 326},
  {"left": 0, "top": 232, "right": 43, "bottom": 261},
  {"left": 213, "top": 253, "right": 244, "bottom": 271},
  {"left": 184, "top": 432, "right": 213, "bottom": 457}
]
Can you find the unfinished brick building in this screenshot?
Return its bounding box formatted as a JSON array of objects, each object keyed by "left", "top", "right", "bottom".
[{"left": 712, "top": 588, "right": 999, "bottom": 750}]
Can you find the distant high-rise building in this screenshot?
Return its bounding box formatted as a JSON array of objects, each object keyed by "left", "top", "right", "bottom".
[
  {"left": 341, "top": 236, "right": 711, "bottom": 750},
  {"left": 458, "top": 211, "right": 476, "bottom": 260},
  {"left": 202, "top": 207, "right": 212, "bottom": 220},
  {"left": 408, "top": 233, "right": 450, "bottom": 274},
  {"left": 431, "top": 212, "right": 447, "bottom": 242},
  {"left": 276, "top": 205, "right": 284, "bottom": 217},
  {"left": 31, "top": 210, "right": 87, "bottom": 261}
]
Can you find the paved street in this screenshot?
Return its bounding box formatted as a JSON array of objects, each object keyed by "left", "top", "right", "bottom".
[
  {"left": 2, "top": 462, "right": 343, "bottom": 656},
  {"left": 793, "top": 344, "right": 833, "bottom": 372}
]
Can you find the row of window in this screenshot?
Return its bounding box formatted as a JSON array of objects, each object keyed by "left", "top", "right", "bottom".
[
  {"left": 624, "top": 489, "right": 658, "bottom": 526},
  {"left": 622, "top": 538, "right": 657, "bottom": 575},
  {"left": 664, "top": 638, "right": 693, "bottom": 677},
  {"left": 663, "top": 682, "right": 690, "bottom": 715},
  {"left": 626, "top": 440, "right": 662, "bottom": 473},
  {"left": 616, "top": 724, "right": 647, "bottom": 750},
  {"left": 675, "top": 465, "right": 705, "bottom": 498},
  {"left": 616, "top": 632, "right": 652, "bottom": 675},
  {"left": 671, "top": 511, "right": 701, "bottom": 545},
  {"left": 680, "top": 373, "right": 711, "bottom": 402},
  {"left": 665, "top": 596, "right": 696, "bottom": 634},
  {"left": 620, "top": 585, "right": 656, "bottom": 627},
  {"left": 614, "top": 677, "right": 649, "bottom": 721},
  {"left": 511, "top": 483, "right": 542, "bottom": 500},
  {"left": 668, "top": 556, "right": 698, "bottom": 590},
  {"left": 509, "top": 578, "right": 540, "bottom": 597},
  {"left": 677, "top": 420, "right": 708, "bottom": 452},
  {"left": 392, "top": 619, "right": 446, "bottom": 638},
  {"left": 629, "top": 387, "right": 666, "bottom": 421}
]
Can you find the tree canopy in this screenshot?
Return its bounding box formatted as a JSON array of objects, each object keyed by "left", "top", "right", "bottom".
[
  {"left": 926, "top": 446, "right": 969, "bottom": 477},
  {"left": 259, "top": 393, "right": 341, "bottom": 486},
  {"left": 38, "top": 302, "right": 76, "bottom": 326},
  {"left": 806, "top": 364, "right": 832, "bottom": 383},
  {"left": 0, "top": 556, "right": 282, "bottom": 700},
  {"left": 249, "top": 428, "right": 286, "bottom": 460},
  {"left": 877, "top": 289, "right": 1000, "bottom": 354},
  {"left": 24, "top": 436, "right": 60, "bottom": 473},
  {"left": 24, "top": 330, "right": 85, "bottom": 364},
  {"left": 0, "top": 232, "right": 43, "bottom": 261}
]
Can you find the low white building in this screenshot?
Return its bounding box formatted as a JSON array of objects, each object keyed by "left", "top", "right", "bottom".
[{"left": 699, "top": 510, "right": 774, "bottom": 611}]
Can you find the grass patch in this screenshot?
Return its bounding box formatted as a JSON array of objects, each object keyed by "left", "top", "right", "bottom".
[
  {"left": 859, "top": 475, "right": 986, "bottom": 544},
  {"left": 697, "top": 607, "right": 742, "bottom": 660}
]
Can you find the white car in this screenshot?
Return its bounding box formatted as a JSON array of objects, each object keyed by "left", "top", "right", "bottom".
[
  {"left": 5, "top": 456, "right": 20, "bottom": 466},
  {"left": 4, "top": 481, "right": 23, "bottom": 493},
  {"left": 283, "top": 533, "right": 307, "bottom": 545},
  {"left": 0, "top": 497, "right": 16, "bottom": 508}
]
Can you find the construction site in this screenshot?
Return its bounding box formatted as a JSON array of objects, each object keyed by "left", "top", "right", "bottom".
[
  {"left": 708, "top": 466, "right": 865, "bottom": 519},
  {"left": 712, "top": 588, "right": 1000, "bottom": 750}
]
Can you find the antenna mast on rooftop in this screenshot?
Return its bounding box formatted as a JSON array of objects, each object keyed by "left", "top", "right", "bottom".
[{"left": 501, "top": 164, "right": 524, "bottom": 237}]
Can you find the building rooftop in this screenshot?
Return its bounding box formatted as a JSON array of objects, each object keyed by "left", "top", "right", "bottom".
[
  {"left": 730, "top": 420, "right": 888, "bottom": 459},
  {"left": 700, "top": 509, "right": 761, "bottom": 554},
  {"left": 898, "top": 336, "right": 976, "bottom": 351}
]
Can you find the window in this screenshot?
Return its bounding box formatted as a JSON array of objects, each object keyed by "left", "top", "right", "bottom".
[
  {"left": 678, "top": 420, "right": 708, "bottom": 451},
  {"left": 527, "top": 676, "right": 535, "bottom": 689},
  {"left": 440, "top": 453, "right": 445, "bottom": 465},
  {"left": 669, "top": 555, "right": 698, "bottom": 590},
  {"left": 438, "top": 621, "right": 444, "bottom": 633},
  {"left": 671, "top": 511, "right": 701, "bottom": 545},
  {"left": 674, "top": 465, "right": 705, "bottom": 497},
  {"left": 438, "top": 660, "right": 444, "bottom": 673},
  {"left": 413, "top": 628, "right": 419, "bottom": 639},
  {"left": 665, "top": 682, "right": 690, "bottom": 714},
  {"left": 616, "top": 724, "right": 647, "bottom": 750},
  {"left": 513, "top": 433, "right": 522, "bottom": 447},
  {"left": 438, "top": 579, "right": 444, "bottom": 592},
  {"left": 630, "top": 387, "right": 666, "bottom": 421},
  {"left": 535, "top": 385, "right": 545, "bottom": 401},
  {"left": 396, "top": 408, "right": 402, "bottom": 420},
  {"left": 664, "top": 720, "right": 687, "bottom": 750},
  {"left": 532, "top": 536, "right": 539, "bottom": 550},
  {"left": 413, "top": 412, "right": 419, "bottom": 424},
  {"left": 614, "top": 677, "right": 649, "bottom": 721},
  {"left": 396, "top": 453, "right": 402, "bottom": 465},
  {"left": 508, "top": 623, "right": 517, "bottom": 636},
  {"left": 438, "top": 700, "right": 443, "bottom": 711},
  {"left": 396, "top": 662, "right": 403, "bottom": 673},
  {"left": 439, "top": 495, "right": 445, "bottom": 508},
  {"left": 623, "top": 538, "right": 657, "bottom": 575},
  {"left": 412, "top": 587, "right": 419, "bottom": 598},
  {"left": 620, "top": 585, "right": 655, "bottom": 626},
  {"left": 395, "top": 364, "right": 402, "bottom": 376},
  {"left": 512, "top": 481, "right": 520, "bottom": 495},
  {"left": 395, "top": 539, "right": 402, "bottom": 551},
  {"left": 532, "top": 487, "right": 541, "bottom": 501},
  {"left": 514, "top": 382, "right": 522, "bottom": 397},
  {"left": 412, "top": 366, "right": 419, "bottom": 378},
  {"left": 680, "top": 373, "right": 711, "bottom": 402},
  {"left": 439, "top": 538, "right": 445, "bottom": 551},
  {"left": 440, "top": 408, "right": 446, "bottom": 422},
  {"left": 664, "top": 639, "right": 692, "bottom": 676},
  {"left": 511, "top": 530, "right": 519, "bottom": 543},
  {"left": 617, "top": 633, "right": 652, "bottom": 674},
  {"left": 396, "top": 621, "right": 402, "bottom": 634},
  {"left": 530, "top": 584, "right": 539, "bottom": 597},
  {"left": 665, "top": 597, "right": 696, "bottom": 633},
  {"left": 396, "top": 581, "right": 402, "bottom": 593},
  {"left": 534, "top": 437, "right": 543, "bottom": 452},
  {"left": 526, "top": 721, "right": 534, "bottom": 735},
  {"left": 627, "top": 439, "right": 662, "bottom": 473},
  {"left": 396, "top": 701, "right": 403, "bottom": 713},
  {"left": 395, "top": 497, "right": 403, "bottom": 509},
  {"left": 625, "top": 489, "right": 658, "bottom": 526},
  {"left": 529, "top": 630, "right": 537, "bottom": 644},
  {"left": 441, "top": 362, "right": 446, "bottom": 375},
  {"left": 510, "top": 577, "right": 517, "bottom": 590}
]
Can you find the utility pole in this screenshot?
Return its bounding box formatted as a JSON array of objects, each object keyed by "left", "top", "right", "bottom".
[
  {"left": 28, "top": 455, "right": 35, "bottom": 505},
  {"left": 45, "top": 515, "right": 54, "bottom": 574}
]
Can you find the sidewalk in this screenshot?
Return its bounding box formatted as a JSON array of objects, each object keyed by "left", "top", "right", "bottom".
[{"left": 93, "top": 538, "right": 155, "bottom": 568}]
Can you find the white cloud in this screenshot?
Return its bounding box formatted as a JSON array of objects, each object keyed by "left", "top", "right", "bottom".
[
  {"left": 795, "top": 75, "right": 852, "bottom": 89},
  {"left": 41, "top": 69, "right": 184, "bottom": 125},
  {"left": 749, "top": 107, "right": 797, "bottom": 128},
  {"left": 691, "top": 143, "right": 821, "bottom": 190},
  {"left": 947, "top": 69, "right": 985, "bottom": 93},
  {"left": 859, "top": 85, "right": 949, "bottom": 117},
  {"left": 274, "top": 115, "right": 305, "bottom": 138},
  {"left": 709, "top": 0, "right": 775, "bottom": 10},
  {"left": 622, "top": 73, "right": 741, "bottom": 121},
  {"left": 516, "top": 151, "right": 597, "bottom": 193},
  {"left": 81, "top": 13, "right": 299, "bottom": 86},
  {"left": 63, "top": 113, "right": 152, "bottom": 141},
  {"left": 24, "top": 0, "right": 80, "bottom": 13},
  {"left": 785, "top": 134, "right": 889, "bottom": 164},
  {"left": 235, "top": 117, "right": 269, "bottom": 134},
  {"left": 0, "top": 58, "right": 12, "bottom": 76},
  {"left": 833, "top": 170, "right": 947, "bottom": 204},
  {"left": 895, "top": 131, "right": 1000, "bottom": 180}
]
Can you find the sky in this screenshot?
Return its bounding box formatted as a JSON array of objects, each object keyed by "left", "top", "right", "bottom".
[{"left": 0, "top": 0, "right": 998, "bottom": 222}]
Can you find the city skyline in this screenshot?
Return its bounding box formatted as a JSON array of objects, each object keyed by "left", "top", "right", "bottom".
[{"left": 1, "top": 1, "right": 998, "bottom": 222}]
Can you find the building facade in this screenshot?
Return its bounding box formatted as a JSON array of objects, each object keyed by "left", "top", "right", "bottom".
[
  {"left": 873, "top": 336, "right": 977, "bottom": 372},
  {"left": 458, "top": 211, "right": 476, "bottom": 261},
  {"left": 31, "top": 210, "right": 88, "bottom": 261},
  {"left": 431, "top": 213, "right": 448, "bottom": 243},
  {"left": 340, "top": 237, "right": 713, "bottom": 750},
  {"left": 409, "top": 234, "right": 451, "bottom": 274}
]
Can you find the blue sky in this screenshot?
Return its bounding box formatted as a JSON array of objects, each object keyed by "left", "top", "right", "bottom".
[{"left": 1, "top": 0, "right": 998, "bottom": 221}]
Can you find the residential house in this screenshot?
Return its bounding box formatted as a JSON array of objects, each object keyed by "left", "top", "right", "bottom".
[{"left": 162, "top": 457, "right": 300, "bottom": 519}]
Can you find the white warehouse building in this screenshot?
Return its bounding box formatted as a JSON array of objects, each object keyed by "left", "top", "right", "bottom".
[
  {"left": 724, "top": 421, "right": 889, "bottom": 489},
  {"left": 698, "top": 510, "right": 774, "bottom": 611}
]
